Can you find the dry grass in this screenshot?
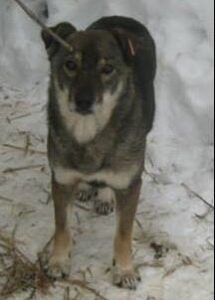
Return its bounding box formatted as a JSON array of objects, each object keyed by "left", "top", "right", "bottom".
[
  {"left": 0, "top": 230, "right": 109, "bottom": 300},
  {"left": 0, "top": 230, "right": 53, "bottom": 299}
]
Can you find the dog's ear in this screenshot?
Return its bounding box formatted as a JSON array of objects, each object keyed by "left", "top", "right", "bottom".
[
  {"left": 41, "top": 22, "right": 76, "bottom": 59},
  {"left": 111, "top": 28, "right": 156, "bottom": 82},
  {"left": 111, "top": 28, "right": 141, "bottom": 63}
]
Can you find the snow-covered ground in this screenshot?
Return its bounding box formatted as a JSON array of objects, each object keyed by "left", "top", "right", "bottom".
[{"left": 0, "top": 0, "right": 214, "bottom": 299}]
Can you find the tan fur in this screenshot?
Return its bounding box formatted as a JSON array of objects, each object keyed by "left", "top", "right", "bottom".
[
  {"left": 54, "top": 164, "right": 139, "bottom": 190},
  {"left": 51, "top": 229, "right": 72, "bottom": 262},
  {"left": 114, "top": 179, "right": 142, "bottom": 273},
  {"left": 43, "top": 179, "right": 74, "bottom": 278}
]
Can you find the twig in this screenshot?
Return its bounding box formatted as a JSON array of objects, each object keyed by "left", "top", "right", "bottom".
[
  {"left": 18, "top": 210, "right": 36, "bottom": 217},
  {"left": 9, "top": 113, "right": 32, "bottom": 122},
  {"left": 75, "top": 203, "right": 91, "bottom": 212},
  {"left": 135, "top": 218, "right": 143, "bottom": 231},
  {"left": 3, "top": 143, "right": 46, "bottom": 155},
  {"left": 12, "top": 0, "right": 74, "bottom": 52},
  {"left": 24, "top": 134, "right": 31, "bottom": 156},
  {"left": 138, "top": 261, "right": 163, "bottom": 269},
  {"left": 144, "top": 169, "right": 159, "bottom": 184},
  {"left": 40, "top": 188, "right": 52, "bottom": 205},
  {"left": 206, "top": 237, "right": 214, "bottom": 249},
  {"left": 63, "top": 287, "right": 70, "bottom": 300},
  {"left": 162, "top": 257, "right": 192, "bottom": 278},
  {"left": 182, "top": 183, "right": 214, "bottom": 210},
  {"left": 195, "top": 207, "right": 214, "bottom": 220},
  {"left": 0, "top": 195, "right": 14, "bottom": 203},
  {"left": 75, "top": 212, "right": 81, "bottom": 225},
  {"left": 3, "top": 164, "right": 45, "bottom": 174},
  {"left": 62, "top": 279, "right": 109, "bottom": 300},
  {"left": 147, "top": 154, "right": 155, "bottom": 168}
]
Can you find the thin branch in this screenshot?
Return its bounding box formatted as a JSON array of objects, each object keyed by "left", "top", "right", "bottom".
[
  {"left": 63, "top": 287, "right": 70, "bottom": 300},
  {"left": 61, "top": 279, "right": 109, "bottom": 300},
  {"left": 12, "top": 0, "right": 73, "bottom": 52},
  {"left": 135, "top": 218, "right": 144, "bottom": 231},
  {"left": 9, "top": 113, "right": 32, "bottom": 122},
  {"left": 3, "top": 143, "right": 46, "bottom": 155},
  {"left": 24, "top": 134, "right": 31, "bottom": 156},
  {"left": 144, "top": 169, "right": 159, "bottom": 184},
  {"left": 195, "top": 207, "right": 214, "bottom": 220},
  {"left": 3, "top": 164, "right": 45, "bottom": 174},
  {"left": 75, "top": 203, "right": 91, "bottom": 212},
  {"left": 182, "top": 183, "right": 214, "bottom": 210},
  {"left": 0, "top": 195, "right": 14, "bottom": 203}
]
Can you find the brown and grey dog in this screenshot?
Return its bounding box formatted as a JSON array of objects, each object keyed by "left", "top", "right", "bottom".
[{"left": 41, "top": 16, "right": 156, "bottom": 290}]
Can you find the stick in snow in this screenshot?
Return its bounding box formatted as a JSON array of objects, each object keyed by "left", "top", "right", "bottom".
[{"left": 12, "top": 0, "right": 73, "bottom": 52}]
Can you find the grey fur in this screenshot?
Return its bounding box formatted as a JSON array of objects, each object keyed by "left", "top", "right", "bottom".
[
  {"left": 41, "top": 16, "right": 156, "bottom": 289},
  {"left": 42, "top": 16, "right": 156, "bottom": 183}
]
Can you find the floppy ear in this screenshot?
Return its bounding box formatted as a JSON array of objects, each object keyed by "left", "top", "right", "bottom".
[
  {"left": 111, "top": 28, "right": 156, "bottom": 82},
  {"left": 41, "top": 22, "right": 76, "bottom": 59},
  {"left": 111, "top": 28, "right": 141, "bottom": 63}
]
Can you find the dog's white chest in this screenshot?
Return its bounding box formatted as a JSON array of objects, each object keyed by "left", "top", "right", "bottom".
[{"left": 54, "top": 165, "right": 139, "bottom": 190}]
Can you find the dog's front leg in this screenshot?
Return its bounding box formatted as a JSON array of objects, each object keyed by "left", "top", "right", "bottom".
[
  {"left": 43, "top": 176, "right": 74, "bottom": 279},
  {"left": 113, "top": 178, "right": 142, "bottom": 290}
]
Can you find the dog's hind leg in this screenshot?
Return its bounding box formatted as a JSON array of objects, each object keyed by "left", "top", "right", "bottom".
[
  {"left": 42, "top": 176, "right": 74, "bottom": 279},
  {"left": 113, "top": 178, "right": 142, "bottom": 290}
]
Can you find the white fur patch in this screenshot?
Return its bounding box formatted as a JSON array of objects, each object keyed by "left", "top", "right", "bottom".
[
  {"left": 97, "top": 187, "right": 116, "bottom": 203},
  {"left": 54, "top": 165, "right": 139, "bottom": 190},
  {"left": 54, "top": 79, "right": 123, "bottom": 144}
]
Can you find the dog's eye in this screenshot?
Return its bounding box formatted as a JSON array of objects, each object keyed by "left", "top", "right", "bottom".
[
  {"left": 65, "top": 59, "right": 77, "bottom": 71},
  {"left": 101, "top": 64, "right": 115, "bottom": 75}
]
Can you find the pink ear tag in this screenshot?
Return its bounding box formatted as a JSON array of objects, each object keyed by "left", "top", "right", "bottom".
[{"left": 128, "top": 38, "right": 136, "bottom": 56}]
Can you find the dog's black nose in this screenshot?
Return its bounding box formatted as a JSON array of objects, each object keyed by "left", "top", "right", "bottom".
[{"left": 75, "top": 93, "right": 94, "bottom": 115}]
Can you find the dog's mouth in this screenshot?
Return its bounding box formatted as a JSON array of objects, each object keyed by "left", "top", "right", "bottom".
[
  {"left": 75, "top": 107, "right": 94, "bottom": 115},
  {"left": 68, "top": 101, "right": 94, "bottom": 115}
]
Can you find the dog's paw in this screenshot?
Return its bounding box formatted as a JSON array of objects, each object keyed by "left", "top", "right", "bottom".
[
  {"left": 44, "top": 254, "right": 71, "bottom": 279},
  {"left": 94, "top": 199, "right": 115, "bottom": 215},
  {"left": 94, "top": 187, "right": 115, "bottom": 216},
  {"left": 76, "top": 183, "right": 97, "bottom": 203},
  {"left": 113, "top": 266, "right": 141, "bottom": 290},
  {"left": 40, "top": 240, "right": 72, "bottom": 280}
]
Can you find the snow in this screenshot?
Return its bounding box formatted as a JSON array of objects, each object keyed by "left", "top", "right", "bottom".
[{"left": 0, "top": 0, "right": 214, "bottom": 299}]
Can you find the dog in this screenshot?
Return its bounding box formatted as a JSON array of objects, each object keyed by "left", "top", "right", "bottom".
[{"left": 41, "top": 16, "right": 156, "bottom": 290}]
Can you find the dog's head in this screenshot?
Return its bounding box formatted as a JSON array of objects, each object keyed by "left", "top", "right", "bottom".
[{"left": 42, "top": 22, "right": 138, "bottom": 143}]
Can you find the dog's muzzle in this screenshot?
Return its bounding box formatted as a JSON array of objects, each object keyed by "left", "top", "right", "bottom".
[{"left": 74, "top": 92, "right": 94, "bottom": 115}]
